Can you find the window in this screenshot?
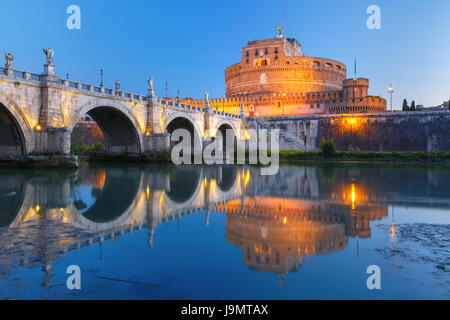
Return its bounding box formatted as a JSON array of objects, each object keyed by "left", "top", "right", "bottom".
[
  {"left": 264, "top": 48, "right": 268, "bottom": 54},
  {"left": 275, "top": 55, "right": 278, "bottom": 60},
  {"left": 254, "top": 59, "right": 269, "bottom": 67},
  {"left": 246, "top": 50, "right": 249, "bottom": 57},
  {"left": 275, "top": 47, "right": 278, "bottom": 54},
  {"left": 246, "top": 58, "right": 249, "bottom": 63},
  {"left": 255, "top": 49, "right": 258, "bottom": 56}
]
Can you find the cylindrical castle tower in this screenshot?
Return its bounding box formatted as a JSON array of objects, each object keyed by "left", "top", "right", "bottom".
[
  {"left": 343, "top": 78, "right": 369, "bottom": 99},
  {"left": 224, "top": 37, "right": 347, "bottom": 97}
]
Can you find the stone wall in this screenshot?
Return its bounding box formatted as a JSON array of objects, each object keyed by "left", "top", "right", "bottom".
[
  {"left": 71, "top": 120, "right": 104, "bottom": 146},
  {"left": 256, "top": 111, "right": 450, "bottom": 152}
]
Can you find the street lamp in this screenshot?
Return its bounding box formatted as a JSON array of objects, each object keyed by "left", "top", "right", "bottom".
[
  {"left": 388, "top": 84, "right": 394, "bottom": 112},
  {"left": 282, "top": 93, "right": 286, "bottom": 116},
  {"left": 100, "top": 69, "right": 104, "bottom": 87}
]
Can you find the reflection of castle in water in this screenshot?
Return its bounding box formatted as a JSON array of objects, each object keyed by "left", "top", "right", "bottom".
[
  {"left": 217, "top": 195, "right": 387, "bottom": 278},
  {"left": 2, "top": 164, "right": 449, "bottom": 283}
]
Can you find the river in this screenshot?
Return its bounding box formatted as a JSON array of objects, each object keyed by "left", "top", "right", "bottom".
[{"left": 0, "top": 162, "right": 449, "bottom": 299}]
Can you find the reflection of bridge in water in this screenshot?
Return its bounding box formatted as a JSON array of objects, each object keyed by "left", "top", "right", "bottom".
[
  {"left": 2, "top": 164, "right": 450, "bottom": 282},
  {"left": 0, "top": 165, "right": 244, "bottom": 276}
]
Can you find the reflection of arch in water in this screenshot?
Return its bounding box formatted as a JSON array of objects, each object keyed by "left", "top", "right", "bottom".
[
  {"left": 0, "top": 171, "right": 27, "bottom": 228},
  {"left": 166, "top": 166, "right": 202, "bottom": 203},
  {"left": 217, "top": 166, "right": 238, "bottom": 192},
  {"left": 71, "top": 166, "right": 142, "bottom": 225}
]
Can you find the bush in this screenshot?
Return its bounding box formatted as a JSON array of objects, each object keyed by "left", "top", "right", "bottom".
[
  {"left": 71, "top": 142, "right": 106, "bottom": 155},
  {"left": 319, "top": 138, "right": 336, "bottom": 157},
  {"left": 92, "top": 142, "right": 105, "bottom": 152},
  {"left": 159, "top": 146, "right": 173, "bottom": 162}
]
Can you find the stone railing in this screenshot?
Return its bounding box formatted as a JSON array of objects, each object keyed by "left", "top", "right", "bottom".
[
  {"left": 0, "top": 66, "right": 147, "bottom": 103},
  {"left": 0, "top": 66, "right": 42, "bottom": 81},
  {"left": 159, "top": 98, "right": 241, "bottom": 119},
  {"left": 212, "top": 109, "right": 241, "bottom": 119},
  {"left": 1, "top": 66, "right": 242, "bottom": 120},
  {"left": 58, "top": 79, "right": 147, "bottom": 102},
  {"left": 160, "top": 98, "right": 205, "bottom": 113}
]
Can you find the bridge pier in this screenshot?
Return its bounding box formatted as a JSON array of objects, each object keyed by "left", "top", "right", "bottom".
[
  {"left": 34, "top": 128, "right": 71, "bottom": 154},
  {"left": 144, "top": 133, "right": 170, "bottom": 153}
]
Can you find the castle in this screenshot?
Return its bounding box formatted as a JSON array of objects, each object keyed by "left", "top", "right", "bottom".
[{"left": 171, "top": 31, "right": 386, "bottom": 117}]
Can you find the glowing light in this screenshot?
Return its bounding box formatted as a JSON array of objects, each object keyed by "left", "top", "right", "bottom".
[
  {"left": 244, "top": 170, "right": 250, "bottom": 187},
  {"left": 244, "top": 128, "right": 250, "bottom": 140},
  {"left": 35, "top": 205, "right": 40, "bottom": 212},
  {"left": 35, "top": 124, "right": 42, "bottom": 131},
  {"left": 348, "top": 118, "right": 356, "bottom": 124},
  {"left": 351, "top": 184, "right": 356, "bottom": 210},
  {"left": 60, "top": 208, "right": 64, "bottom": 212},
  {"left": 283, "top": 217, "right": 287, "bottom": 224},
  {"left": 146, "top": 184, "right": 151, "bottom": 200}
]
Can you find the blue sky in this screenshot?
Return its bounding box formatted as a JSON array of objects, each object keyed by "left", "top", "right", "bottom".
[{"left": 1, "top": 0, "right": 449, "bottom": 108}]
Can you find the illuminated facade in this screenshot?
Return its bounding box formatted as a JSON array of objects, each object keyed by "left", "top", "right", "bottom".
[
  {"left": 0, "top": 54, "right": 244, "bottom": 157},
  {"left": 176, "top": 32, "right": 386, "bottom": 117}
]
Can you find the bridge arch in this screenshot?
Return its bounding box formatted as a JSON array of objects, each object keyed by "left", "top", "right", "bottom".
[
  {"left": 0, "top": 91, "right": 33, "bottom": 156},
  {"left": 215, "top": 120, "right": 239, "bottom": 158},
  {"left": 70, "top": 101, "right": 143, "bottom": 153},
  {"left": 164, "top": 113, "right": 203, "bottom": 151}
]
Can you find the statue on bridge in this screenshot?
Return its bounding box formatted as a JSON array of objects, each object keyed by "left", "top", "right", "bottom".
[
  {"left": 3, "top": 53, "right": 14, "bottom": 68},
  {"left": 147, "top": 76, "right": 156, "bottom": 98},
  {"left": 114, "top": 80, "right": 120, "bottom": 91},
  {"left": 42, "top": 47, "right": 54, "bottom": 65},
  {"left": 148, "top": 76, "right": 154, "bottom": 90}
]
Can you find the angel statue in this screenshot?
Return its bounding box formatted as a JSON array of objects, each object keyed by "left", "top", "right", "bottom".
[
  {"left": 147, "top": 76, "right": 154, "bottom": 90},
  {"left": 275, "top": 25, "right": 284, "bottom": 38},
  {"left": 114, "top": 80, "right": 120, "bottom": 91},
  {"left": 205, "top": 92, "right": 209, "bottom": 101},
  {"left": 42, "top": 47, "right": 54, "bottom": 65},
  {"left": 3, "top": 53, "right": 14, "bottom": 68}
]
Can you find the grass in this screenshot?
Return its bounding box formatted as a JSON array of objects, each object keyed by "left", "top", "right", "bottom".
[
  {"left": 277, "top": 150, "right": 450, "bottom": 163},
  {"left": 71, "top": 142, "right": 105, "bottom": 155}
]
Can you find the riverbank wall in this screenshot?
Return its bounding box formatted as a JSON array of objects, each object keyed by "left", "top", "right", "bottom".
[{"left": 252, "top": 111, "right": 450, "bottom": 152}]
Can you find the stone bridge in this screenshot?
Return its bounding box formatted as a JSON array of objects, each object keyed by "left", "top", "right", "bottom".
[{"left": 0, "top": 54, "right": 245, "bottom": 157}]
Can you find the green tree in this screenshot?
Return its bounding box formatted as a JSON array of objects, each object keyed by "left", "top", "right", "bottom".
[
  {"left": 319, "top": 138, "right": 336, "bottom": 157},
  {"left": 410, "top": 100, "right": 416, "bottom": 111},
  {"left": 402, "top": 99, "right": 409, "bottom": 111}
]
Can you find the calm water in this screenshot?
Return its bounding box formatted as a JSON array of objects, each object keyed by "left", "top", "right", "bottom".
[{"left": 0, "top": 162, "right": 449, "bottom": 300}]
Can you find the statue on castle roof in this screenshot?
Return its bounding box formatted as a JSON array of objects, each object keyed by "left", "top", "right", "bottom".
[
  {"left": 3, "top": 53, "right": 14, "bottom": 68},
  {"left": 42, "top": 47, "right": 54, "bottom": 65},
  {"left": 276, "top": 25, "right": 284, "bottom": 38}
]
